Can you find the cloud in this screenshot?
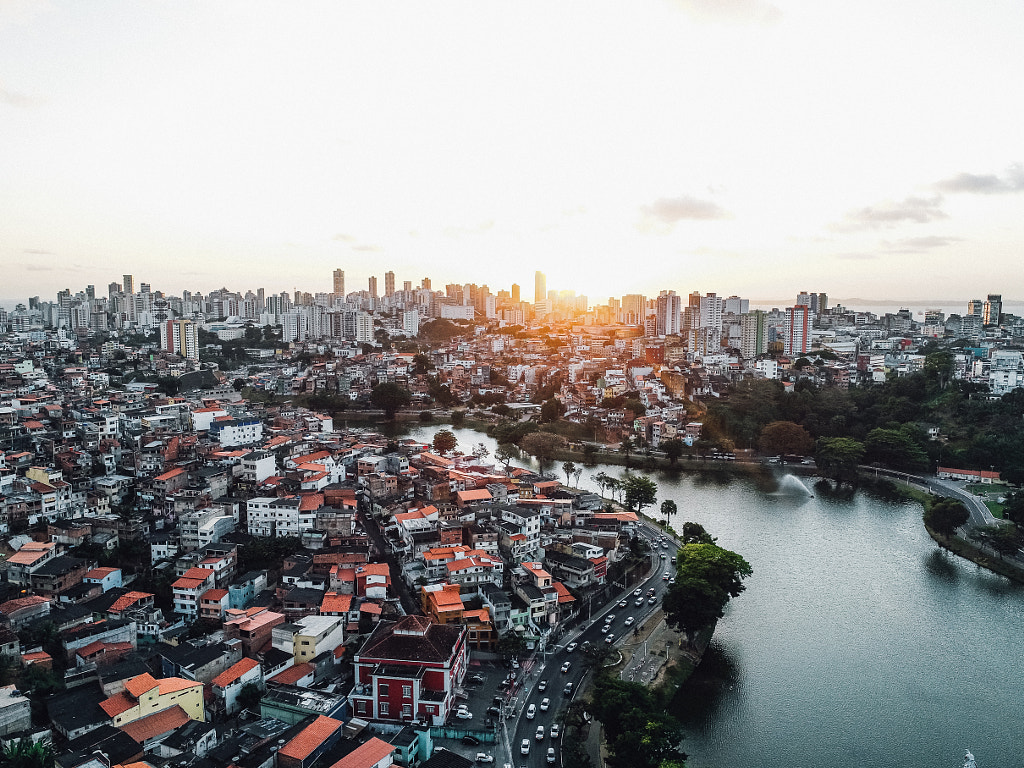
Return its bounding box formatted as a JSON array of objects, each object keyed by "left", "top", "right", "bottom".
[
  {"left": 443, "top": 220, "right": 495, "bottom": 239},
  {"left": 668, "top": 0, "right": 782, "bottom": 24},
  {"left": 23, "top": 248, "right": 55, "bottom": 255},
  {"left": 638, "top": 195, "right": 730, "bottom": 233},
  {"left": 332, "top": 233, "right": 358, "bottom": 242},
  {"left": 831, "top": 196, "right": 947, "bottom": 231},
  {"left": 883, "top": 235, "right": 961, "bottom": 253},
  {"left": 0, "top": 81, "right": 39, "bottom": 108},
  {"left": 24, "top": 263, "right": 53, "bottom": 271},
  {"left": 934, "top": 164, "right": 1024, "bottom": 194},
  {"left": 352, "top": 244, "right": 383, "bottom": 252},
  {"left": 835, "top": 252, "right": 877, "bottom": 260}
]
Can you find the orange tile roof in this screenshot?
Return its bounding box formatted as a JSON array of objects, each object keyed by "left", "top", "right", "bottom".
[
  {"left": 359, "top": 601, "right": 382, "bottom": 614},
  {"left": 201, "top": 588, "right": 229, "bottom": 601},
  {"left": 158, "top": 677, "right": 202, "bottom": 695},
  {"left": 269, "top": 662, "right": 314, "bottom": 685},
  {"left": 554, "top": 582, "right": 576, "bottom": 603},
  {"left": 327, "top": 737, "right": 395, "bottom": 768},
  {"left": 108, "top": 591, "right": 153, "bottom": 613},
  {"left": 84, "top": 567, "right": 120, "bottom": 579},
  {"left": 299, "top": 493, "right": 324, "bottom": 511},
  {"left": 182, "top": 567, "right": 211, "bottom": 579},
  {"left": 279, "top": 715, "right": 343, "bottom": 761},
  {"left": 124, "top": 673, "right": 158, "bottom": 698},
  {"left": 100, "top": 691, "right": 136, "bottom": 717},
  {"left": 321, "top": 592, "right": 352, "bottom": 614},
  {"left": 212, "top": 657, "right": 260, "bottom": 688},
  {"left": 154, "top": 467, "right": 186, "bottom": 482},
  {"left": 119, "top": 705, "right": 189, "bottom": 743}
]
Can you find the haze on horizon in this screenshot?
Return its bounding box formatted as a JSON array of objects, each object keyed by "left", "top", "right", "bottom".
[{"left": 2, "top": 1, "right": 1022, "bottom": 304}]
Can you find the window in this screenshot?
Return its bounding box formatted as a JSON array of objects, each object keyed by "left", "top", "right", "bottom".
[
  {"left": 402, "top": 704, "right": 412, "bottom": 717},
  {"left": 402, "top": 685, "right": 411, "bottom": 698},
  {"left": 380, "top": 702, "right": 389, "bottom": 715},
  {"left": 379, "top": 683, "right": 389, "bottom": 695}
]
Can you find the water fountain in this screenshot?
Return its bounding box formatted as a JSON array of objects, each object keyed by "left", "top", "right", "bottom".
[{"left": 777, "top": 474, "right": 814, "bottom": 497}]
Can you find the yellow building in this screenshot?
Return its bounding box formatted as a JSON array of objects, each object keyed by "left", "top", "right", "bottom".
[{"left": 99, "top": 672, "right": 205, "bottom": 726}]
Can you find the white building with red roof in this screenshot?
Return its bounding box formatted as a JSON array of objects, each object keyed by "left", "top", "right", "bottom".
[{"left": 211, "top": 656, "right": 263, "bottom": 715}]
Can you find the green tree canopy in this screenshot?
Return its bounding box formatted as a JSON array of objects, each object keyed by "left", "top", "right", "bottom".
[
  {"left": 815, "top": 437, "right": 865, "bottom": 483},
  {"left": 520, "top": 432, "right": 567, "bottom": 477},
  {"left": 864, "top": 426, "right": 930, "bottom": 472},
  {"left": 758, "top": 420, "right": 815, "bottom": 456},
  {"left": 662, "top": 438, "right": 685, "bottom": 465},
  {"left": 660, "top": 499, "right": 677, "bottom": 528},
  {"left": 370, "top": 382, "right": 412, "bottom": 419},
  {"left": 432, "top": 429, "right": 457, "bottom": 455},
  {"left": 589, "top": 676, "right": 687, "bottom": 768},
  {"left": 622, "top": 474, "right": 657, "bottom": 514},
  {"left": 663, "top": 540, "right": 752, "bottom": 646},
  {"left": 680, "top": 521, "right": 716, "bottom": 545},
  {"left": 923, "top": 497, "right": 969, "bottom": 538}
]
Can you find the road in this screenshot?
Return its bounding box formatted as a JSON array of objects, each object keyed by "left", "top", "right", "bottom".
[
  {"left": 925, "top": 476, "right": 1001, "bottom": 528},
  {"left": 503, "top": 520, "right": 677, "bottom": 768}
]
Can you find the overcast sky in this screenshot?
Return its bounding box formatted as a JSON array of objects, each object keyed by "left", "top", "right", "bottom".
[{"left": 2, "top": 0, "right": 1022, "bottom": 306}]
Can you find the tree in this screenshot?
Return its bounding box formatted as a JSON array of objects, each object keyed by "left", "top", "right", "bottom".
[
  {"left": 622, "top": 474, "right": 657, "bottom": 515},
  {"left": 663, "top": 541, "right": 752, "bottom": 646},
  {"left": 237, "top": 681, "right": 264, "bottom": 713},
  {"left": 541, "top": 397, "right": 565, "bottom": 423},
  {"left": 451, "top": 409, "right": 465, "bottom": 427},
  {"left": 758, "top": 420, "right": 815, "bottom": 456},
  {"left": 864, "top": 426, "right": 930, "bottom": 472},
  {"left": 472, "top": 442, "right": 490, "bottom": 460},
  {"left": 589, "top": 676, "right": 688, "bottom": 768},
  {"left": 563, "top": 461, "right": 577, "bottom": 485},
  {"left": 432, "top": 429, "right": 457, "bottom": 455},
  {"left": 1, "top": 738, "right": 54, "bottom": 768},
  {"left": 661, "top": 499, "right": 677, "bottom": 529},
  {"left": 520, "top": 432, "right": 567, "bottom": 477},
  {"left": 496, "top": 631, "right": 527, "bottom": 659},
  {"left": 495, "top": 443, "right": 518, "bottom": 472},
  {"left": 923, "top": 498, "right": 969, "bottom": 538},
  {"left": 662, "top": 438, "right": 685, "bottom": 466},
  {"left": 815, "top": 437, "right": 865, "bottom": 484},
  {"left": 621, "top": 434, "right": 636, "bottom": 466},
  {"left": 981, "top": 525, "right": 1022, "bottom": 559},
  {"left": 681, "top": 521, "right": 716, "bottom": 545},
  {"left": 370, "top": 382, "right": 412, "bottom": 419}
]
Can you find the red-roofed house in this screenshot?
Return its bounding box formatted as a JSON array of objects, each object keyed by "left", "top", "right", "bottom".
[
  {"left": 83, "top": 566, "right": 123, "bottom": 592},
  {"left": 354, "top": 563, "right": 391, "bottom": 599},
  {"left": 171, "top": 567, "right": 216, "bottom": 618},
  {"left": 118, "top": 704, "right": 190, "bottom": 747},
  {"left": 278, "top": 715, "right": 344, "bottom": 768},
  {"left": 223, "top": 607, "right": 285, "bottom": 656},
  {"left": 268, "top": 662, "right": 315, "bottom": 687},
  {"left": 326, "top": 736, "right": 395, "bottom": 768},
  {"left": 211, "top": 657, "right": 263, "bottom": 715},
  {"left": 99, "top": 673, "right": 204, "bottom": 727},
  {"left": 199, "top": 588, "right": 230, "bottom": 621}
]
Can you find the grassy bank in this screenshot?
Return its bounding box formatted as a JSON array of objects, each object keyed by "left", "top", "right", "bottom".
[{"left": 924, "top": 524, "right": 1024, "bottom": 585}]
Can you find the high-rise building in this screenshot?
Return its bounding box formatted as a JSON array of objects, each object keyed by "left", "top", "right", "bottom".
[
  {"left": 621, "top": 294, "right": 646, "bottom": 325},
  {"left": 967, "top": 298, "right": 984, "bottom": 317},
  {"left": 723, "top": 296, "right": 749, "bottom": 315},
  {"left": 511, "top": 284, "right": 520, "bottom": 303},
  {"left": 422, "top": 278, "right": 431, "bottom": 290},
  {"left": 123, "top": 274, "right": 135, "bottom": 294},
  {"left": 385, "top": 271, "right": 395, "bottom": 297},
  {"left": 368, "top": 276, "right": 378, "bottom": 298},
  {"left": 403, "top": 280, "right": 412, "bottom": 293},
  {"left": 333, "top": 269, "right": 345, "bottom": 296},
  {"left": 741, "top": 310, "right": 767, "bottom": 358},
  {"left": 108, "top": 282, "right": 121, "bottom": 299},
  {"left": 984, "top": 294, "right": 1002, "bottom": 326},
  {"left": 655, "top": 291, "right": 681, "bottom": 336},
  {"left": 785, "top": 305, "right": 810, "bottom": 356},
  {"left": 160, "top": 319, "right": 199, "bottom": 360},
  {"left": 535, "top": 271, "right": 546, "bottom": 304}
]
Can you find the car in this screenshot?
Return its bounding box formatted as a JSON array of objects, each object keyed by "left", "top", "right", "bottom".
[
  {"left": 526, "top": 704, "right": 536, "bottom": 720},
  {"left": 462, "top": 734, "right": 481, "bottom": 745},
  {"left": 662, "top": 573, "right": 670, "bottom": 580},
  {"left": 565, "top": 642, "right": 578, "bottom": 653},
  {"left": 605, "top": 634, "right": 614, "bottom": 644},
  {"left": 561, "top": 661, "right": 571, "bottom": 673},
  {"left": 537, "top": 679, "right": 547, "bottom": 691},
  {"left": 493, "top": 696, "right": 504, "bottom": 706},
  {"left": 659, "top": 553, "right": 666, "bottom": 559},
  {"left": 648, "top": 595, "right": 657, "bottom": 604},
  {"left": 564, "top": 682, "right": 573, "bottom": 695},
  {"left": 635, "top": 597, "right": 644, "bottom": 606},
  {"left": 648, "top": 587, "right": 656, "bottom": 595},
  {"left": 624, "top": 616, "right": 635, "bottom": 626},
  {"left": 521, "top": 739, "right": 531, "bottom": 755},
  {"left": 634, "top": 588, "right": 643, "bottom": 596},
  {"left": 547, "top": 747, "right": 556, "bottom": 764},
  {"left": 510, "top": 659, "right": 520, "bottom": 669},
  {"left": 602, "top": 624, "right": 613, "bottom": 635},
  {"left": 580, "top": 641, "right": 591, "bottom": 651},
  {"left": 540, "top": 697, "right": 550, "bottom": 711},
  {"left": 456, "top": 708, "right": 473, "bottom": 720},
  {"left": 468, "top": 674, "right": 485, "bottom": 685},
  {"left": 605, "top": 614, "right": 615, "bottom": 622},
  {"left": 536, "top": 725, "right": 545, "bottom": 740},
  {"left": 618, "top": 599, "right": 628, "bottom": 608},
  {"left": 550, "top": 723, "right": 560, "bottom": 739},
  {"left": 486, "top": 706, "right": 501, "bottom": 717},
  {"left": 475, "top": 753, "right": 494, "bottom": 763},
  {"left": 671, "top": 556, "right": 677, "bottom": 563},
  {"left": 669, "top": 577, "right": 675, "bottom": 584}
]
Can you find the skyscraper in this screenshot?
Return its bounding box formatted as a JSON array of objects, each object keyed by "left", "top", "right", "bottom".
[
  {"left": 741, "top": 310, "right": 767, "bottom": 358},
  {"left": 621, "top": 294, "right": 646, "bottom": 325},
  {"left": 984, "top": 294, "right": 1002, "bottom": 326},
  {"left": 123, "top": 274, "right": 135, "bottom": 294},
  {"left": 160, "top": 319, "right": 199, "bottom": 360},
  {"left": 511, "top": 284, "right": 520, "bottom": 303},
  {"left": 785, "top": 305, "right": 810, "bottom": 356},
  {"left": 368, "top": 276, "right": 378, "bottom": 298},
  {"left": 333, "top": 269, "right": 345, "bottom": 296},
  {"left": 535, "top": 271, "right": 546, "bottom": 304},
  {"left": 385, "top": 271, "right": 395, "bottom": 297},
  {"left": 655, "top": 290, "right": 681, "bottom": 336}
]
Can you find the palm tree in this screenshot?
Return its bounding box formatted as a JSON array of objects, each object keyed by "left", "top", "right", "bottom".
[
  {"left": 2, "top": 738, "right": 53, "bottom": 768},
  {"left": 661, "top": 499, "right": 677, "bottom": 530}
]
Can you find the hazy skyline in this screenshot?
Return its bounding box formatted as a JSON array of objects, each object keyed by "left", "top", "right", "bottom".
[{"left": 2, "top": 1, "right": 1023, "bottom": 303}]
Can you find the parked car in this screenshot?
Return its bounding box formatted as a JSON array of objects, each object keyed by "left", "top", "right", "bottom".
[
  {"left": 468, "top": 674, "right": 485, "bottom": 685},
  {"left": 564, "top": 682, "right": 573, "bottom": 695},
  {"left": 550, "top": 723, "right": 560, "bottom": 739},
  {"left": 561, "top": 661, "right": 571, "bottom": 673},
  {"left": 486, "top": 706, "right": 501, "bottom": 717},
  {"left": 462, "top": 734, "right": 481, "bottom": 745},
  {"left": 540, "top": 697, "right": 550, "bottom": 711},
  {"left": 456, "top": 708, "right": 473, "bottom": 720},
  {"left": 526, "top": 704, "right": 536, "bottom": 720},
  {"left": 538, "top": 679, "right": 547, "bottom": 691},
  {"left": 475, "top": 753, "right": 494, "bottom": 763},
  {"left": 547, "top": 747, "right": 556, "bottom": 763},
  {"left": 521, "top": 739, "right": 531, "bottom": 755},
  {"left": 536, "top": 725, "right": 545, "bottom": 741},
  {"left": 565, "top": 642, "right": 578, "bottom": 653}
]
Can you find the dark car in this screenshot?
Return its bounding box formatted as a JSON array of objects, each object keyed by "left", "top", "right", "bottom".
[
  {"left": 486, "top": 706, "right": 502, "bottom": 717},
  {"left": 462, "top": 734, "right": 482, "bottom": 746},
  {"left": 468, "top": 674, "right": 485, "bottom": 685}
]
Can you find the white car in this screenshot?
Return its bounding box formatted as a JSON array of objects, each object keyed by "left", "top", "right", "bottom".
[
  {"left": 565, "top": 642, "right": 578, "bottom": 653},
  {"left": 634, "top": 597, "right": 644, "bottom": 607},
  {"left": 455, "top": 707, "right": 473, "bottom": 720},
  {"left": 561, "top": 661, "right": 571, "bottom": 673},
  {"left": 475, "top": 754, "right": 494, "bottom": 764},
  {"left": 537, "top": 679, "right": 547, "bottom": 692},
  {"left": 634, "top": 588, "right": 643, "bottom": 596},
  {"left": 536, "top": 725, "right": 545, "bottom": 740},
  {"left": 521, "top": 739, "right": 531, "bottom": 755},
  {"left": 648, "top": 595, "right": 657, "bottom": 604},
  {"left": 605, "top": 634, "right": 614, "bottom": 644},
  {"left": 540, "top": 697, "right": 550, "bottom": 711},
  {"left": 547, "top": 747, "right": 556, "bottom": 763},
  {"left": 526, "top": 704, "right": 536, "bottom": 720},
  {"left": 550, "top": 723, "right": 560, "bottom": 739},
  {"left": 618, "top": 599, "right": 628, "bottom": 608},
  {"left": 624, "top": 616, "right": 635, "bottom": 626},
  {"left": 605, "top": 614, "right": 616, "bottom": 622}
]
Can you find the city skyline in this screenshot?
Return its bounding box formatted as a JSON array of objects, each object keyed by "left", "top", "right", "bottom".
[{"left": 2, "top": 2, "right": 1024, "bottom": 302}]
